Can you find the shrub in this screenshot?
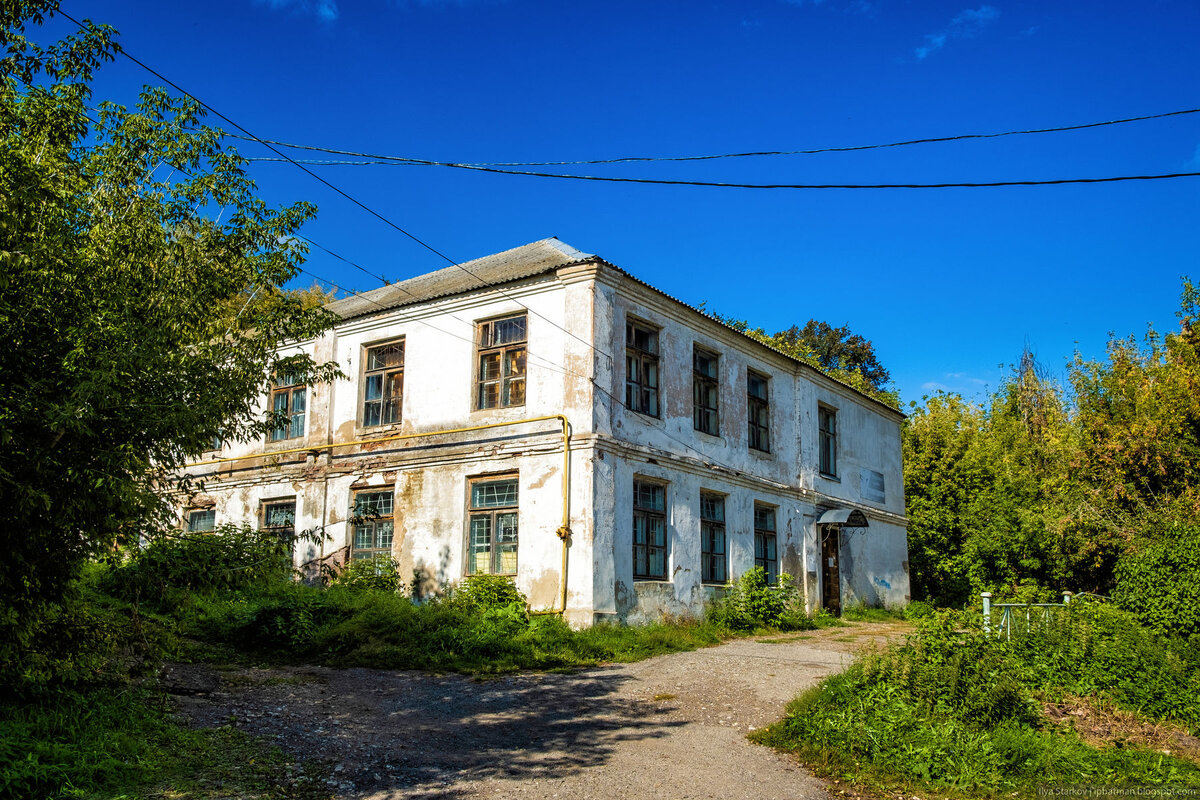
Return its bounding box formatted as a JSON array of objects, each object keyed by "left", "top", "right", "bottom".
[
  {"left": 902, "top": 600, "right": 934, "bottom": 620},
  {"left": 1112, "top": 521, "right": 1200, "bottom": 640},
  {"left": 453, "top": 574, "right": 527, "bottom": 613},
  {"left": 328, "top": 555, "right": 405, "bottom": 593},
  {"left": 708, "top": 568, "right": 810, "bottom": 631}
]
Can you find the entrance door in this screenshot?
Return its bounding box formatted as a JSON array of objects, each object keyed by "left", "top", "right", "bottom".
[{"left": 820, "top": 526, "right": 841, "bottom": 615}]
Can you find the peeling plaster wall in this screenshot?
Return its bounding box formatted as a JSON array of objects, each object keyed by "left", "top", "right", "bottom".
[{"left": 838, "top": 521, "right": 911, "bottom": 609}]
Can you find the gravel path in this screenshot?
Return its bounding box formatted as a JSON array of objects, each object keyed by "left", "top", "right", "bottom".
[{"left": 173, "top": 622, "right": 909, "bottom": 799}]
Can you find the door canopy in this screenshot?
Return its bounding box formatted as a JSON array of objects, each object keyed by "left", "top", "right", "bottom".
[{"left": 817, "top": 508, "right": 869, "bottom": 528}]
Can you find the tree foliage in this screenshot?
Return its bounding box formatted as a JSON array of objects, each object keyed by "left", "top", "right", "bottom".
[
  {"left": 0, "top": 3, "right": 337, "bottom": 644},
  {"left": 904, "top": 281, "right": 1200, "bottom": 635}
]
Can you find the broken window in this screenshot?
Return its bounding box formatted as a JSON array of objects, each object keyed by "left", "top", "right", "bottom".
[
  {"left": 632, "top": 480, "right": 666, "bottom": 579},
  {"left": 700, "top": 492, "right": 726, "bottom": 583},
  {"left": 693, "top": 347, "right": 719, "bottom": 435},
  {"left": 186, "top": 508, "right": 215, "bottom": 533},
  {"left": 818, "top": 405, "right": 838, "bottom": 477},
  {"left": 477, "top": 314, "right": 527, "bottom": 409},
  {"left": 467, "top": 475, "right": 519, "bottom": 575},
  {"left": 363, "top": 340, "right": 404, "bottom": 427},
  {"left": 747, "top": 371, "right": 770, "bottom": 452},
  {"left": 261, "top": 499, "right": 297, "bottom": 559},
  {"left": 351, "top": 490, "right": 394, "bottom": 560},
  {"left": 625, "top": 320, "right": 660, "bottom": 417},
  {"left": 269, "top": 373, "right": 306, "bottom": 442},
  {"left": 754, "top": 504, "right": 778, "bottom": 584}
]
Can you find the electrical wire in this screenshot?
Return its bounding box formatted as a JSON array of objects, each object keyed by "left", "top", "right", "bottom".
[{"left": 229, "top": 106, "right": 1200, "bottom": 167}]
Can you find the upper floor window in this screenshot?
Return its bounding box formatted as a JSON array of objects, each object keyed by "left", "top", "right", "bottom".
[
  {"left": 633, "top": 480, "right": 667, "bottom": 579},
  {"left": 363, "top": 341, "right": 404, "bottom": 427},
  {"left": 747, "top": 371, "right": 770, "bottom": 452},
  {"left": 186, "top": 508, "right": 215, "bottom": 533},
  {"left": 467, "top": 475, "right": 519, "bottom": 575},
  {"left": 626, "top": 320, "right": 660, "bottom": 417},
  {"left": 351, "top": 490, "right": 394, "bottom": 560},
  {"left": 477, "top": 314, "right": 527, "bottom": 409},
  {"left": 700, "top": 492, "right": 727, "bottom": 584},
  {"left": 269, "top": 373, "right": 306, "bottom": 441},
  {"left": 818, "top": 405, "right": 838, "bottom": 477},
  {"left": 693, "top": 347, "right": 719, "bottom": 435},
  {"left": 754, "top": 504, "right": 778, "bottom": 584}
]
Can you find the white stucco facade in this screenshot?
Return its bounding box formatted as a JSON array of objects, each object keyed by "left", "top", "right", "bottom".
[{"left": 179, "top": 239, "right": 910, "bottom": 625}]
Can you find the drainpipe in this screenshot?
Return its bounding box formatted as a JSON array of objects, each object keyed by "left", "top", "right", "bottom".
[{"left": 188, "top": 414, "right": 573, "bottom": 615}]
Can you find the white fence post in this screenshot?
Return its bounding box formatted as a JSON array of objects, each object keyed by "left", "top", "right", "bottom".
[{"left": 982, "top": 592, "right": 992, "bottom": 634}]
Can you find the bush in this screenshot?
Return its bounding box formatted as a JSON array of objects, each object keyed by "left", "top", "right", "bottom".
[
  {"left": 452, "top": 574, "right": 527, "bottom": 613},
  {"left": 708, "top": 568, "right": 811, "bottom": 631},
  {"left": 1112, "top": 521, "right": 1200, "bottom": 640},
  {"left": 902, "top": 600, "right": 934, "bottom": 620},
  {"left": 329, "top": 555, "right": 405, "bottom": 593}
]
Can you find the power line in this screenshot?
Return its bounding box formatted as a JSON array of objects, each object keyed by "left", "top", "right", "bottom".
[
  {"left": 245, "top": 154, "right": 1200, "bottom": 189},
  {"left": 231, "top": 106, "right": 1200, "bottom": 167},
  {"left": 57, "top": 9, "right": 612, "bottom": 365}
]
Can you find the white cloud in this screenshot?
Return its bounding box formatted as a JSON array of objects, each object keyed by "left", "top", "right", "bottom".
[
  {"left": 915, "top": 5, "right": 1000, "bottom": 60},
  {"left": 260, "top": 0, "right": 339, "bottom": 22}
]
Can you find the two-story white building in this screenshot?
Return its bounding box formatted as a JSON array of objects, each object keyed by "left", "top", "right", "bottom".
[{"left": 179, "top": 238, "right": 910, "bottom": 626}]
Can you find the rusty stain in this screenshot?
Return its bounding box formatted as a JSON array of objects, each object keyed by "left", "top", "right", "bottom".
[{"left": 527, "top": 466, "right": 558, "bottom": 491}]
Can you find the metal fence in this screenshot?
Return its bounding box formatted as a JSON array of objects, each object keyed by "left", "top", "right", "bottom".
[{"left": 981, "top": 591, "right": 1075, "bottom": 639}]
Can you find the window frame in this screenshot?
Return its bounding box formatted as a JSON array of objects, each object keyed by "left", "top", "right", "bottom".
[
  {"left": 693, "top": 346, "right": 720, "bottom": 436},
  {"left": 186, "top": 508, "right": 215, "bottom": 533},
  {"left": 466, "top": 473, "right": 520, "bottom": 576},
  {"left": 361, "top": 339, "right": 405, "bottom": 428},
  {"left": 350, "top": 489, "right": 394, "bottom": 561},
  {"left": 475, "top": 313, "right": 528, "bottom": 410},
  {"left": 754, "top": 504, "right": 778, "bottom": 584},
  {"left": 818, "top": 405, "right": 838, "bottom": 478},
  {"left": 747, "top": 370, "right": 770, "bottom": 453},
  {"left": 699, "top": 491, "right": 727, "bottom": 584},
  {"left": 632, "top": 479, "right": 667, "bottom": 580},
  {"left": 625, "top": 319, "right": 661, "bottom": 418},
  {"left": 268, "top": 373, "right": 306, "bottom": 442}
]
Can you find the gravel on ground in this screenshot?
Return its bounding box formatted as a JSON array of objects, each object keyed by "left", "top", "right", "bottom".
[{"left": 171, "top": 621, "right": 911, "bottom": 800}]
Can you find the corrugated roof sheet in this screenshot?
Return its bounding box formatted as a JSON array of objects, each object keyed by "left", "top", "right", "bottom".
[{"left": 325, "top": 237, "right": 593, "bottom": 320}]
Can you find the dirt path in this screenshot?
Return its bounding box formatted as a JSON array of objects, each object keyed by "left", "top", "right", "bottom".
[{"left": 174, "top": 622, "right": 910, "bottom": 799}]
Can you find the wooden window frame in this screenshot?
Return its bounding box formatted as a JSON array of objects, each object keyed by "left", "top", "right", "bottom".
[
  {"left": 693, "top": 346, "right": 720, "bottom": 436},
  {"left": 362, "top": 340, "right": 405, "bottom": 427},
  {"left": 351, "top": 490, "right": 394, "bottom": 561},
  {"left": 466, "top": 474, "right": 519, "bottom": 576},
  {"left": 747, "top": 371, "right": 770, "bottom": 453},
  {"left": 700, "top": 492, "right": 727, "bottom": 584},
  {"left": 269, "top": 373, "right": 306, "bottom": 442},
  {"left": 186, "top": 508, "right": 215, "bottom": 533},
  {"left": 476, "top": 314, "right": 527, "bottom": 410},
  {"left": 625, "top": 319, "right": 661, "bottom": 418},
  {"left": 818, "top": 405, "right": 838, "bottom": 478},
  {"left": 632, "top": 479, "right": 667, "bottom": 580},
  {"left": 754, "top": 504, "right": 778, "bottom": 584}
]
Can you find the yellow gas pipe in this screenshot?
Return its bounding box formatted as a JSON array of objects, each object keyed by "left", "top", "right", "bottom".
[{"left": 188, "top": 414, "right": 572, "bottom": 614}]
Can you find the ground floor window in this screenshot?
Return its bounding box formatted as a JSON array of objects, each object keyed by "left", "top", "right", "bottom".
[
  {"left": 700, "top": 492, "right": 726, "bottom": 583},
  {"left": 351, "top": 490, "right": 394, "bottom": 560},
  {"left": 754, "top": 504, "right": 778, "bottom": 584},
  {"left": 467, "top": 475, "right": 519, "bottom": 575},
  {"left": 633, "top": 480, "right": 667, "bottom": 579},
  {"left": 186, "top": 508, "right": 215, "bottom": 532},
  {"left": 261, "top": 499, "right": 297, "bottom": 558}
]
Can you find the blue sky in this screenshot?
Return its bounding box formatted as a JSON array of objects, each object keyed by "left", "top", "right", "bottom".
[{"left": 53, "top": 0, "right": 1200, "bottom": 406}]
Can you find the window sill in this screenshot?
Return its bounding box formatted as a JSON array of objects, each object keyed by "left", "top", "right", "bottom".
[
  {"left": 693, "top": 428, "right": 723, "bottom": 441},
  {"left": 354, "top": 423, "right": 405, "bottom": 440},
  {"left": 819, "top": 472, "right": 841, "bottom": 483},
  {"left": 632, "top": 578, "right": 672, "bottom": 584},
  {"left": 748, "top": 446, "right": 773, "bottom": 459}
]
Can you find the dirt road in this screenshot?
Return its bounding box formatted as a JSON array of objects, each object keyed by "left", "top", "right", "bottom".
[{"left": 175, "top": 622, "right": 909, "bottom": 799}]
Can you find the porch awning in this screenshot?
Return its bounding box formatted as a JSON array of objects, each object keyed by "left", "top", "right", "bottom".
[{"left": 817, "top": 508, "right": 869, "bottom": 527}]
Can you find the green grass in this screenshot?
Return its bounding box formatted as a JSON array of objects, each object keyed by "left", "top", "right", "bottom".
[{"left": 752, "top": 604, "right": 1200, "bottom": 798}]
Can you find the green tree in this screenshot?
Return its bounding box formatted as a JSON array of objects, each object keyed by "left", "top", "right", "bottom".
[{"left": 0, "top": 3, "right": 337, "bottom": 647}]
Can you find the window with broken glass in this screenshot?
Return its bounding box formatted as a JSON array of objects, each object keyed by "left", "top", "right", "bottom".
[
  {"left": 625, "top": 320, "right": 660, "bottom": 417},
  {"left": 632, "top": 480, "right": 667, "bottom": 580},
  {"left": 754, "top": 504, "right": 778, "bottom": 584},
  {"left": 269, "top": 373, "right": 306, "bottom": 441},
  {"left": 186, "top": 508, "right": 215, "bottom": 533},
  {"left": 700, "top": 492, "right": 727, "bottom": 583},
  {"left": 351, "top": 490, "right": 394, "bottom": 560},
  {"left": 818, "top": 405, "right": 838, "bottom": 477},
  {"left": 363, "top": 340, "right": 404, "bottom": 427},
  {"left": 693, "top": 347, "right": 720, "bottom": 435},
  {"left": 747, "top": 371, "right": 770, "bottom": 452},
  {"left": 467, "top": 475, "right": 519, "bottom": 575},
  {"left": 477, "top": 314, "right": 527, "bottom": 409}
]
